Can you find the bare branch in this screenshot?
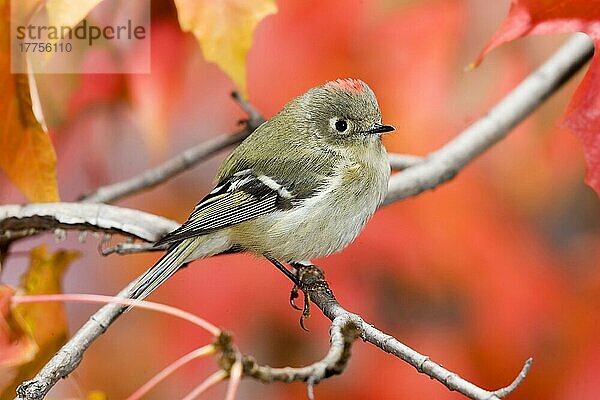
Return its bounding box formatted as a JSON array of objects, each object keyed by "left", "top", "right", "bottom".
[
  {"left": 292, "top": 265, "right": 531, "bottom": 400},
  {"left": 79, "top": 130, "right": 250, "bottom": 204},
  {"left": 216, "top": 313, "right": 359, "bottom": 400},
  {"left": 0, "top": 203, "right": 179, "bottom": 243},
  {"left": 388, "top": 154, "right": 423, "bottom": 170},
  {"left": 384, "top": 33, "right": 594, "bottom": 204},
  {"left": 79, "top": 93, "right": 265, "bottom": 204}
]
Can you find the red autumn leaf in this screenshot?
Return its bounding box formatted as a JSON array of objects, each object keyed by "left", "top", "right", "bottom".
[{"left": 474, "top": 0, "right": 600, "bottom": 196}]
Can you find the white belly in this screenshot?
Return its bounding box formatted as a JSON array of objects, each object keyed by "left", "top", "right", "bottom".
[{"left": 265, "top": 186, "right": 381, "bottom": 261}]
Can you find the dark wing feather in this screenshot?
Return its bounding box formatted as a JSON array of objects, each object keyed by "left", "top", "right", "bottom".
[{"left": 155, "top": 170, "right": 286, "bottom": 246}]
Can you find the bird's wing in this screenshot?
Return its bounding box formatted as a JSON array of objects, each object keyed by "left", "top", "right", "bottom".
[{"left": 154, "top": 169, "right": 299, "bottom": 246}]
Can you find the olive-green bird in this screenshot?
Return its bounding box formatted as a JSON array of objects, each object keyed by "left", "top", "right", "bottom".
[{"left": 129, "top": 79, "right": 394, "bottom": 301}]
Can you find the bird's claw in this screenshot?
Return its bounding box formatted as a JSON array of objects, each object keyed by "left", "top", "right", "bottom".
[
  {"left": 289, "top": 284, "right": 302, "bottom": 310},
  {"left": 289, "top": 263, "right": 316, "bottom": 331},
  {"left": 299, "top": 289, "right": 311, "bottom": 332},
  {"left": 291, "top": 282, "right": 311, "bottom": 331}
]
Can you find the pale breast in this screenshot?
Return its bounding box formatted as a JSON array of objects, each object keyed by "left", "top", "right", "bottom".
[{"left": 231, "top": 142, "right": 390, "bottom": 262}]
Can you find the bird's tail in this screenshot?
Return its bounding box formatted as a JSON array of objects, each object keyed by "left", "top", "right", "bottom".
[{"left": 128, "top": 239, "right": 198, "bottom": 301}]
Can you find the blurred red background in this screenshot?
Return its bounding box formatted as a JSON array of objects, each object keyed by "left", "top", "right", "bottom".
[{"left": 1, "top": 0, "right": 599, "bottom": 399}]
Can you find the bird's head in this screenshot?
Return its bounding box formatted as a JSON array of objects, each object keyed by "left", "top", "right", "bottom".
[{"left": 298, "top": 79, "right": 394, "bottom": 148}]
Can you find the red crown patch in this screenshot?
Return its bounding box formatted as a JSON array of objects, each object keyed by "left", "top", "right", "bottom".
[{"left": 324, "top": 78, "right": 364, "bottom": 93}]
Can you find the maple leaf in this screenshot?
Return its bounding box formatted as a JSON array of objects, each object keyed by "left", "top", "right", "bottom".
[
  {"left": 474, "top": 0, "right": 600, "bottom": 196},
  {"left": 0, "top": 246, "right": 79, "bottom": 398},
  {"left": 174, "top": 0, "right": 277, "bottom": 97},
  {"left": 0, "top": 0, "right": 59, "bottom": 202}
]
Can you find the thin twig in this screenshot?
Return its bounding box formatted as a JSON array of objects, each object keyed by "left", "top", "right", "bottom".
[
  {"left": 493, "top": 358, "right": 533, "bottom": 399},
  {"left": 11, "top": 294, "right": 220, "bottom": 335},
  {"left": 224, "top": 360, "right": 243, "bottom": 400},
  {"left": 231, "top": 91, "right": 263, "bottom": 124},
  {"left": 125, "top": 345, "right": 216, "bottom": 400},
  {"left": 79, "top": 93, "right": 265, "bottom": 204},
  {"left": 181, "top": 370, "right": 228, "bottom": 400}
]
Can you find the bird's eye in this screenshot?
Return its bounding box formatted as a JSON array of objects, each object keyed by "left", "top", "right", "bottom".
[{"left": 335, "top": 119, "right": 348, "bottom": 132}]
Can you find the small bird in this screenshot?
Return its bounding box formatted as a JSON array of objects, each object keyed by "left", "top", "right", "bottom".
[{"left": 128, "top": 78, "right": 394, "bottom": 302}]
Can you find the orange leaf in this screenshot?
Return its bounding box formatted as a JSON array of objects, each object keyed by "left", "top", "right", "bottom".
[
  {"left": 174, "top": 0, "right": 277, "bottom": 97},
  {"left": 0, "top": 286, "right": 37, "bottom": 392},
  {"left": 473, "top": 0, "right": 600, "bottom": 195},
  {"left": 0, "top": 0, "right": 59, "bottom": 202},
  {"left": 0, "top": 246, "right": 79, "bottom": 397}
]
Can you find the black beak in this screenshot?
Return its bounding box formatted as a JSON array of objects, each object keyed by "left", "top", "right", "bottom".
[{"left": 367, "top": 123, "right": 395, "bottom": 135}]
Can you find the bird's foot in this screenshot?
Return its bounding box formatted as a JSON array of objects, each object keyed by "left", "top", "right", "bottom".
[
  {"left": 265, "top": 256, "right": 329, "bottom": 331},
  {"left": 290, "top": 263, "right": 328, "bottom": 331}
]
